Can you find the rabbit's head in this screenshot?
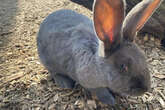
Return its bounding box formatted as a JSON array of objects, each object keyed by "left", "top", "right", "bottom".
[{"left": 93, "top": 0, "right": 162, "bottom": 96}]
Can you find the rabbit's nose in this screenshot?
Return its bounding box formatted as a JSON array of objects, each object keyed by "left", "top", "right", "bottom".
[
  {"left": 132, "top": 82, "right": 148, "bottom": 92},
  {"left": 130, "top": 77, "right": 149, "bottom": 92}
]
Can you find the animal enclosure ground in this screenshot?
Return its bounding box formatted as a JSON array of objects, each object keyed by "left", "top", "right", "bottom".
[{"left": 0, "top": 0, "right": 165, "bottom": 110}]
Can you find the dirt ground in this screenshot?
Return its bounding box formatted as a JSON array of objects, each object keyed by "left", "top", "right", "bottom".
[{"left": 0, "top": 0, "right": 165, "bottom": 110}]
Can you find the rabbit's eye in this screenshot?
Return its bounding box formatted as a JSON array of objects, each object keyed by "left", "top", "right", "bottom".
[{"left": 120, "top": 64, "right": 128, "bottom": 72}]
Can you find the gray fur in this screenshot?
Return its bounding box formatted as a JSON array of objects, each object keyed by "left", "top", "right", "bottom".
[
  {"left": 37, "top": 10, "right": 118, "bottom": 105},
  {"left": 37, "top": 10, "right": 109, "bottom": 88},
  {"left": 37, "top": 0, "right": 161, "bottom": 105}
]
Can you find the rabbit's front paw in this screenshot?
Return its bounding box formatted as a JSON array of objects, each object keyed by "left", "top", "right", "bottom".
[
  {"left": 52, "top": 74, "right": 75, "bottom": 89},
  {"left": 90, "top": 88, "right": 116, "bottom": 105}
]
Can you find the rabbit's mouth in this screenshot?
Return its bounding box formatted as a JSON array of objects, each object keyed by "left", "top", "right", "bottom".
[
  {"left": 120, "top": 86, "right": 148, "bottom": 97},
  {"left": 129, "top": 76, "right": 149, "bottom": 96},
  {"left": 111, "top": 88, "right": 146, "bottom": 97},
  {"left": 130, "top": 87, "right": 148, "bottom": 96}
]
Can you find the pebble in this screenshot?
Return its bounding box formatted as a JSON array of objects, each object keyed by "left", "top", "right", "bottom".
[
  {"left": 162, "top": 60, "right": 165, "bottom": 64},
  {"left": 0, "top": 95, "right": 3, "bottom": 102},
  {"left": 48, "top": 104, "right": 56, "bottom": 110},
  {"left": 149, "top": 51, "right": 159, "bottom": 58},
  {"left": 155, "top": 39, "right": 161, "bottom": 46},
  {"left": 34, "top": 107, "right": 41, "bottom": 110},
  {"left": 87, "top": 100, "right": 97, "bottom": 109},
  {"left": 150, "top": 60, "right": 160, "bottom": 66},
  {"left": 74, "top": 100, "right": 84, "bottom": 109},
  {"left": 143, "top": 35, "right": 149, "bottom": 42},
  {"left": 0, "top": 41, "right": 3, "bottom": 45},
  {"left": 53, "top": 94, "right": 59, "bottom": 102},
  {"left": 151, "top": 37, "right": 155, "bottom": 41}
]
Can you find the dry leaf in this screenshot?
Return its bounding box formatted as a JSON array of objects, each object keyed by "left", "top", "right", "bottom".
[
  {"left": 74, "top": 100, "right": 80, "bottom": 106},
  {"left": 157, "top": 97, "right": 165, "bottom": 109},
  {"left": 141, "top": 96, "right": 147, "bottom": 103},
  {"left": 158, "top": 91, "right": 165, "bottom": 101},
  {"left": 0, "top": 72, "right": 25, "bottom": 88},
  {"left": 147, "top": 95, "right": 154, "bottom": 102},
  {"left": 153, "top": 74, "right": 165, "bottom": 79}
]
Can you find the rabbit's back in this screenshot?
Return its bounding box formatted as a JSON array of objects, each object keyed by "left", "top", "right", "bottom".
[
  {"left": 37, "top": 9, "right": 98, "bottom": 79},
  {"left": 39, "top": 9, "right": 93, "bottom": 33}
]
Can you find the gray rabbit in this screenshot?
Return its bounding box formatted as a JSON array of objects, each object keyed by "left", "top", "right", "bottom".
[{"left": 37, "top": 0, "right": 162, "bottom": 105}]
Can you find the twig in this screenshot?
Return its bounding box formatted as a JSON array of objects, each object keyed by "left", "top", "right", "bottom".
[
  {"left": 0, "top": 72, "right": 25, "bottom": 88},
  {"left": 158, "top": 91, "right": 165, "bottom": 101}
]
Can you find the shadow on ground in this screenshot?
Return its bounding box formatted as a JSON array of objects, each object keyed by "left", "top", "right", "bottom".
[
  {"left": 0, "top": 0, "right": 18, "bottom": 49},
  {"left": 70, "top": 0, "right": 94, "bottom": 10},
  {"left": 0, "top": 0, "right": 18, "bottom": 65}
]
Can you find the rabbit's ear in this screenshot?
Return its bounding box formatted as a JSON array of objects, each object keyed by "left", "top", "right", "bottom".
[
  {"left": 94, "top": 0, "right": 125, "bottom": 51},
  {"left": 123, "top": 0, "right": 162, "bottom": 42}
]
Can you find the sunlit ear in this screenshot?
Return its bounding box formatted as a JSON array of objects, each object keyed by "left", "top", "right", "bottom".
[
  {"left": 94, "top": 0, "right": 125, "bottom": 51},
  {"left": 123, "top": 0, "right": 162, "bottom": 41}
]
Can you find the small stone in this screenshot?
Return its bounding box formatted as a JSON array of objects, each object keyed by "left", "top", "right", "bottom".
[
  {"left": 31, "top": 82, "right": 37, "bottom": 86},
  {"left": 7, "top": 52, "right": 12, "bottom": 55},
  {"left": 162, "top": 60, "right": 165, "bottom": 64},
  {"left": 53, "top": 94, "right": 59, "bottom": 102},
  {"left": 150, "top": 60, "right": 160, "bottom": 66},
  {"left": 84, "top": 107, "right": 89, "bottom": 110},
  {"left": 48, "top": 104, "right": 56, "bottom": 110},
  {"left": 3, "top": 97, "right": 9, "bottom": 103},
  {"left": 40, "top": 79, "right": 47, "bottom": 85},
  {"left": 74, "top": 100, "right": 84, "bottom": 109},
  {"left": 70, "top": 105, "right": 75, "bottom": 110},
  {"left": 34, "top": 107, "right": 41, "bottom": 110},
  {"left": 155, "top": 39, "right": 161, "bottom": 46},
  {"left": 22, "top": 104, "right": 29, "bottom": 110},
  {"left": 36, "top": 61, "right": 40, "bottom": 64},
  {"left": 143, "top": 35, "right": 149, "bottom": 42},
  {"left": 0, "top": 95, "right": 3, "bottom": 102},
  {"left": 160, "top": 56, "right": 165, "bottom": 60},
  {"left": 26, "top": 94, "right": 30, "bottom": 99},
  {"left": 15, "top": 44, "right": 22, "bottom": 48},
  {"left": 87, "top": 100, "right": 97, "bottom": 109},
  {"left": 0, "top": 41, "right": 3, "bottom": 45},
  {"left": 74, "top": 100, "right": 80, "bottom": 105},
  {"left": 153, "top": 69, "right": 159, "bottom": 74},
  {"left": 147, "top": 58, "right": 153, "bottom": 62},
  {"left": 151, "top": 37, "right": 155, "bottom": 41},
  {"left": 150, "top": 51, "right": 159, "bottom": 58}
]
